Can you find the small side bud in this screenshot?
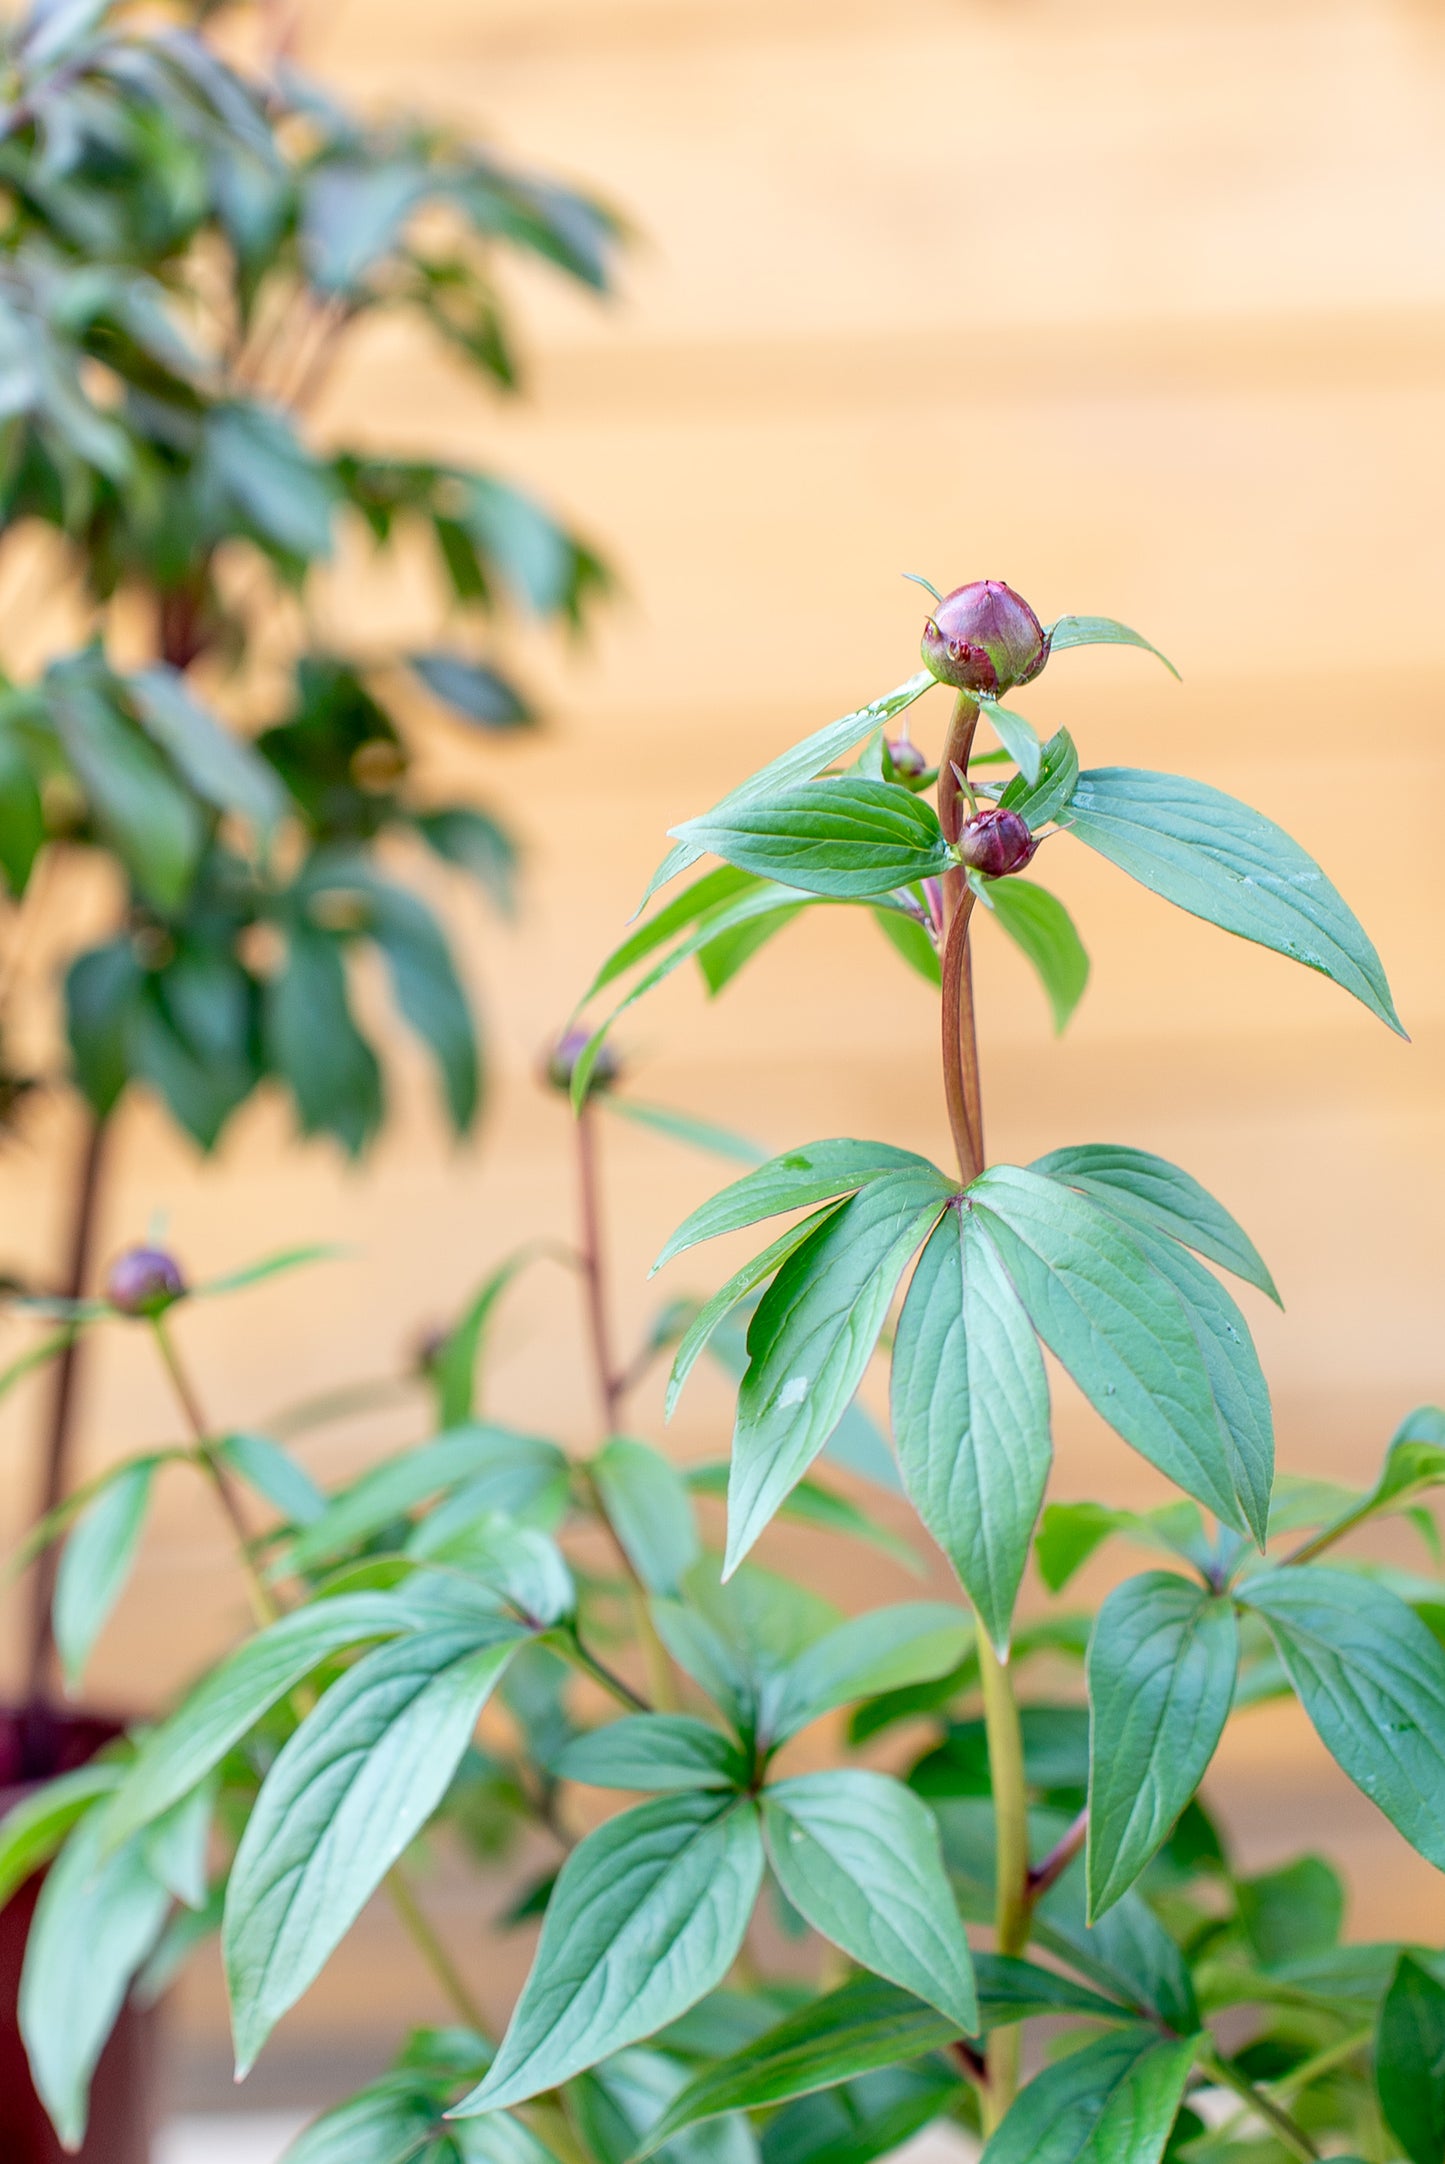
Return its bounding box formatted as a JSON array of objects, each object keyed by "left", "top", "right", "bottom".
[
  {"left": 105, "top": 1245, "right": 187, "bottom": 1317},
  {"left": 544, "top": 1028, "right": 619, "bottom": 1099},
  {"left": 957, "top": 807, "right": 1037, "bottom": 878},
  {"left": 885, "top": 737, "right": 928, "bottom": 781},
  {"left": 921, "top": 579, "right": 1049, "bottom": 697}
]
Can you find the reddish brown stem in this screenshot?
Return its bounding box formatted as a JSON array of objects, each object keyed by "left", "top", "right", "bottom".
[
  {"left": 1027, "top": 1806, "right": 1088, "bottom": 1902},
  {"left": 937, "top": 695, "right": 985, "bottom": 1184},
  {"left": 575, "top": 1103, "right": 622, "bottom": 1432},
  {"left": 25, "top": 1111, "right": 109, "bottom": 1713}
]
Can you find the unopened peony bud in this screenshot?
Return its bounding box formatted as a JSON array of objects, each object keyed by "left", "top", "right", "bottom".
[
  {"left": 545, "top": 1028, "right": 619, "bottom": 1097},
  {"left": 957, "top": 806, "right": 1037, "bottom": 878},
  {"left": 105, "top": 1245, "right": 187, "bottom": 1317},
  {"left": 921, "top": 580, "right": 1048, "bottom": 698},
  {"left": 885, "top": 738, "right": 928, "bottom": 781}
]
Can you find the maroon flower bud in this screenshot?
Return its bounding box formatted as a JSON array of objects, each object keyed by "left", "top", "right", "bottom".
[
  {"left": 544, "top": 1027, "right": 619, "bottom": 1097},
  {"left": 105, "top": 1244, "right": 187, "bottom": 1317},
  {"left": 920, "top": 580, "right": 1049, "bottom": 697},
  {"left": 885, "top": 737, "right": 928, "bottom": 781},
  {"left": 957, "top": 806, "right": 1037, "bottom": 878}
]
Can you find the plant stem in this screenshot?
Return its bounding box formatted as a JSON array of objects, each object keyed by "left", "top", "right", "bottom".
[
  {"left": 25, "top": 1109, "right": 109, "bottom": 1715},
  {"left": 978, "top": 1631, "right": 1030, "bottom": 2127},
  {"left": 564, "top": 1631, "right": 651, "bottom": 1714},
  {"left": 1027, "top": 1806, "right": 1088, "bottom": 1902},
  {"left": 386, "top": 1863, "right": 490, "bottom": 2035},
  {"left": 937, "top": 693, "right": 984, "bottom": 1184},
  {"left": 151, "top": 1314, "right": 280, "bottom": 1630},
  {"left": 576, "top": 1102, "right": 622, "bottom": 1433},
  {"left": 1272, "top": 2024, "right": 1372, "bottom": 2099},
  {"left": 1203, "top": 2046, "right": 1321, "bottom": 2162}
]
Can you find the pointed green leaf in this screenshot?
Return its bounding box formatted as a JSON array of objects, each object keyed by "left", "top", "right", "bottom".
[
  {"left": 0, "top": 1763, "right": 122, "bottom": 1912},
  {"left": 286, "top": 1425, "right": 567, "bottom": 1573},
  {"left": 454, "top": 1793, "right": 765, "bottom": 2112},
  {"left": 1087, "top": 1573, "right": 1237, "bottom": 1919},
  {"left": 582, "top": 867, "right": 761, "bottom": 1005},
  {"left": 1031, "top": 1145, "right": 1279, "bottom": 1304},
  {"left": 54, "top": 1456, "right": 158, "bottom": 1690},
  {"left": 100, "top": 1587, "right": 442, "bottom": 1847},
  {"left": 982, "top": 879, "right": 1090, "bottom": 1032},
  {"left": 891, "top": 1206, "right": 1050, "bottom": 1653},
  {"left": 1294, "top": 1404, "right": 1445, "bottom": 1558},
  {"left": 129, "top": 665, "right": 285, "bottom": 831},
  {"left": 765, "top": 1603, "right": 971, "bottom": 1746},
  {"left": 1378, "top": 1953, "right": 1445, "bottom": 2164},
  {"left": 666, "top": 1204, "right": 849, "bottom": 1418},
  {"left": 19, "top": 1812, "right": 170, "bottom": 2148},
  {"left": 998, "top": 728, "right": 1080, "bottom": 828},
  {"left": 976, "top": 699, "right": 1041, "bottom": 785},
  {"left": 969, "top": 1166, "right": 1245, "bottom": 1531},
  {"left": 218, "top": 1432, "right": 327, "bottom": 1527},
  {"left": 971, "top": 1953, "right": 1131, "bottom": 2028},
  {"left": 1045, "top": 617, "right": 1180, "bottom": 679},
  {"left": 674, "top": 779, "right": 952, "bottom": 902},
  {"left": 634, "top": 1977, "right": 962, "bottom": 2156},
  {"left": 1058, "top": 768, "right": 1403, "bottom": 1035},
  {"left": 1236, "top": 1567, "right": 1445, "bottom": 1870},
  {"left": 642, "top": 675, "right": 934, "bottom": 908},
  {"left": 654, "top": 1140, "right": 935, "bottom": 1274},
  {"left": 592, "top": 1437, "right": 701, "bottom": 1598},
  {"left": 726, "top": 1170, "right": 952, "bottom": 1573},
  {"left": 432, "top": 1250, "right": 544, "bottom": 1428},
  {"left": 979, "top": 2028, "right": 1195, "bottom": 2164},
  {"left": 761, "top": 1770, "right": 975, "bottom": 2030},
  {"left": 608, "top": 1098, "right": 766, "bottom": 1166},
  {"left": 225, "top": 1620, "right": 525, "bottom": 2073},
  {"left": 554, "top": 1715, "right": 748, "bottom": 1793}
]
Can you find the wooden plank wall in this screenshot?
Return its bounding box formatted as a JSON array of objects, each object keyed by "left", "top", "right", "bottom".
[{"left": 2, "top": 0, "right": 1443, "bottom": 2101}]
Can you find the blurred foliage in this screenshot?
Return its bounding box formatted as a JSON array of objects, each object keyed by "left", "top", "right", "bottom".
[{"left": 0, "top": 0, "right": 619, "bottom": 1151}]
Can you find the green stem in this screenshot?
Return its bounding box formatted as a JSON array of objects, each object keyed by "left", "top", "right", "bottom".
[
  {"left": 386, "top": 1864, "right": 490, "bottom": 2036},
  {"left": 1272, "top": 2023, "right": 1372, "bottom": 2099},
  {"left": 978, "top": 1631, "right": 1029, "bottom": 2128},
  {"left": 151, "top": 1314, "right": 280, "bottom": 1630},
  {"left": 563, "top": 1630, "right": 652, "bottom": 1714},
  {"left": 1204, "top": 2046, "right": 1321, "bottom": 2162}
]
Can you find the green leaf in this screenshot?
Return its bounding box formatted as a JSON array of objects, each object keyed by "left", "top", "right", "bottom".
[
  {"left": 286, "top": 1425, "right": 567, "bottom": 1574},
  {"left": 51, "top": 664, "right": 202, "bottom": 908},
  {"left": 453, "top": 1793, "right": 766, "bottom": 2112},
  {"left": 1293, "top": 1404, "right": 1445, "bottom": 1558},
  {"left": 1086, "top": 1573, "right": 1237, "bottom": 1919},
  {"left": 100, "top": 1587, "right": 439, "bottom": 1848},
  {"left": 357, "top": 874, "right": 479, "bottom": 1132},
  {"left": 572, "top": 2047, "right": 758, "bottom": 2164},
  {"left": 1033, "top": 1861, "right": 1198, "bottom": 2033},
  {"left": 972, "top": 1953, "right": 1131, "bottom": 2029},
  {"left": 54, "top": 1456, "right": 158, "bottom": 1691},
  {"left": 581, "top": 867, "right": 761, "bottom": 1005},
  {"left": 654, "top": 1140, "right": 936, "bottom": 1274},
  {"left": 765, "top": 1603, "right": 971, "bottom": 1746},
  {"left": 416, "top": 806, "right": 518, "bottom": 913},
  {"left": 979, "top": 2028, "right": 1196, "bottom": 2164},
  {"left": 761, "top": 1770, "right": 976, "bottom": 2030},
  {"left": 0, "top": 1762, "right": 122, "bottom": 1912},
  {"left": 1115, "top": 1224, "right": 1273, "bottom": 1546},
  {"left": 264, "top": 924, "right": 382, "bottom": 1156},
  {"left": 1034, "top": 1500, "right": 1210, "bottom": 1595},
  {"left": 981, "top": 879, "right": 1090, "bottom": 1033},
  {"left": 218, "top": 1431, "right": 327, "bottom": 1526},
  {"left": 200, "top": 1243, "right": 343, "bottom": 1299},
  {"left": 969, "top": 1165, "right": 1245, "bottom": 1531},
  {"left": 1058, "top": 768, "right": 1404, "bottom": 1035},
  {"left": 607, "top": 1097, "right": 766, "bottom": 1166},
  {"left": 592, "top": 1436, "right": 701, "bottom": 1598},
  {"left": 554, "top": 1715, "right": 748, "bottom": 1792},
  {"left": 666, "top": 1204, "right": 849, "bottom": 1419},
  {"left": 1045, "top": 616, "right": 1180, "bottom": 680},
  {"left": 128, "top": 666, "right": 285, "bottom": 831},
  {"left": 0, "top": 722, "right": 44, "bottom": 894},
  {"left": 975, "top": 699, "right": 1041, "bottom": 785},
  {"left": 872, "top": 906, "right": 941, "bottom": 987},
  {"left": 1378, "top": 1953, "right": 1445, "bottom": 2164},
  {"left": 726, "top": 1170, "right": 953, "bottom": 1573},
  {"left": 144, "top": 1777, "right": 215, "bottom": 1910},
  {"left": 64, "top": 939, "right": 144, "bottom": 1116},
  {"left": 225, "top": 1619, "right": 525, "bottom": 2073},
  {"left": 205, "top": 400, "right": 337, "bottom": 560},
  {"left": 998, "top": 728, "right": 1080, "bottom": 828},
  {"left": 281, "top": 2077, "right": 440, "bottom": 2164},
  {"left": 408, "top": 650, "right": 532, "bottom": 731},
  {"left": 758, "top": 2065, "right": 956, "bottom": 2164},
  {"left": 697, "top": 900, "right": 807, "bottom": 994},
  {"left": 1030, "top": 1144, "right": 1279, "bottom": 1304},
  {"left": 635, "top": 1977, "right": 962, "bottom": 2155},
  {"left": 684, "top": 1463, "right": 919, "bottom": 1572},
  {"left": 18, "top": 1811, "right": 170, "bottom": 2148},
  {"left": 432, "top": 1251, "right": 545, "bottom": 1428},
  {"left": 891, "top": 1206, "right": 1050, "bottom": 1654},
  {"left": 1235, "top": 1567, "right": 1445, "bottom": 1869},
  {"left": 1236, "top": 1856, "right": 1342, "bottom": 1966},
  {"left": 674, "top": 778, "right": 952, "bottom": 902},
  {"left": 406, "top": 1516, "right": 574, "bottom": 1627},
  {"left": 642, "top": 674, "right": 934, "bottom": 908}
]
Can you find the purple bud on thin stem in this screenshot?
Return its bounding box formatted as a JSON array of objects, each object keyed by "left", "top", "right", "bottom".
[{"left": 105, "top": 1245, "right": 186, "bottom": 1317}]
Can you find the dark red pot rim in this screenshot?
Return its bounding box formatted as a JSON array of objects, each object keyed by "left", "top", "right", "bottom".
[{"left": 0, "top": 1704, "right": 128, "bottom": 1819}]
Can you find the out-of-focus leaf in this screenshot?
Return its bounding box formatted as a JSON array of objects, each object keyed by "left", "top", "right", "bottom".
[
  {"left": 129, "top": 666, "right": 285, "bottom": 831},
  {"left": 54, "top": 1456, "right": 158, "bottom": 1690},
  {"left": 408, "top": 651, "right": 532, "bottom": 732},
  {"left": 592, "top": 1436, "right": 700, "bottom": 1599}
]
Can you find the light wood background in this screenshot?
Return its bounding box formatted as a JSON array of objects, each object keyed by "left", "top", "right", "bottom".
[{"left": 3, "top": 0, "right": 1444, "bottom": 2108}]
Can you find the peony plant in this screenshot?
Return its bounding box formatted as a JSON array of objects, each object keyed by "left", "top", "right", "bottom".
[{"left": 4, "top": 574, "right": 1444, "bottom": 2164}]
